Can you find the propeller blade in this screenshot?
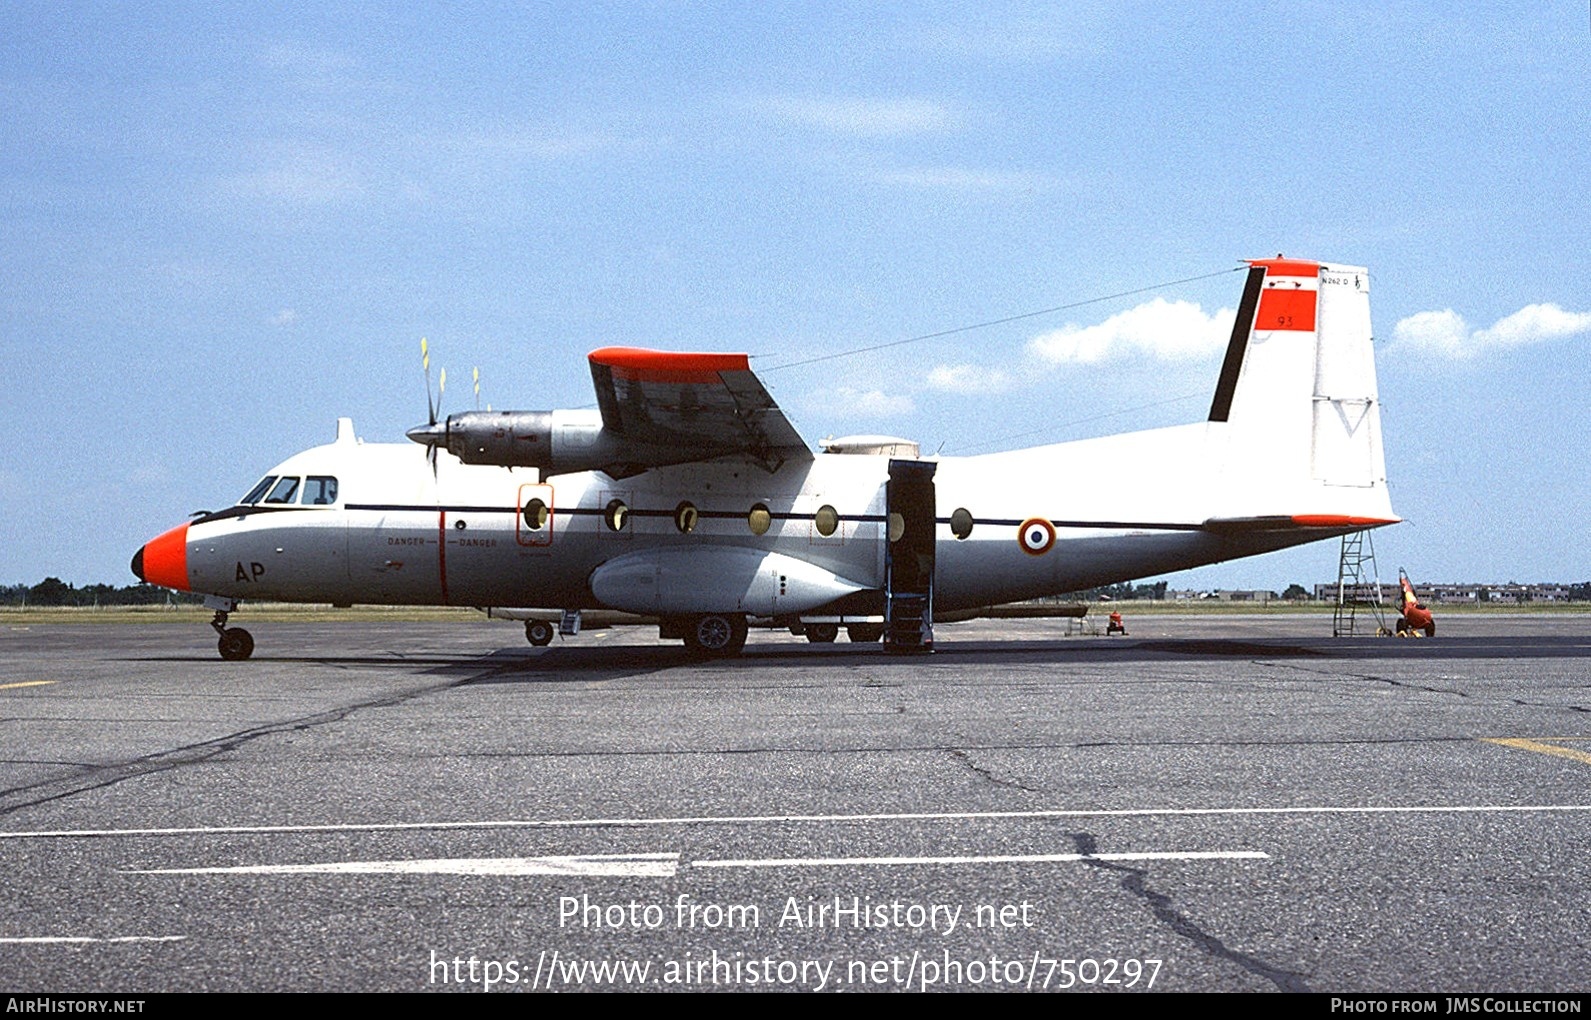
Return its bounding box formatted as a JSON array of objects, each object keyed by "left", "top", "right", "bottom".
[{"left": 421, "top": 337, "right": 436, "bottom": 425}]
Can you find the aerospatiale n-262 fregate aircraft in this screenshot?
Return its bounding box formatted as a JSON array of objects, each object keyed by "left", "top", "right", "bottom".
[{"left": 132, "top": 257, "right": 1398, "bottom": 659}]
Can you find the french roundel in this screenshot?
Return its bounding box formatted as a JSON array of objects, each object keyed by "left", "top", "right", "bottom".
[{"left": 1017, "top": 517, "right": 1055, "bottom": 555}]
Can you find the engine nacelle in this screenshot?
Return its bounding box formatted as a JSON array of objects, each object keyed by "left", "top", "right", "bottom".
[{"left": 407, "top": 409, "right": 724, "bottom": 477}]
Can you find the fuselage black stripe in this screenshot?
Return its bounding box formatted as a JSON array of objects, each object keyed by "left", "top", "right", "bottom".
[{"left": 325, "top": 504, "right": 1206, "bottom": 532}]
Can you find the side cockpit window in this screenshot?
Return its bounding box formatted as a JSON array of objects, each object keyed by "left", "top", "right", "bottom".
[
  {"left": 302, "top": 476, "right": 339, "bottom": 505},
  {"left": 263, "top": 476, "right": 300, "bottom": 504},
  {"left": 240, "top": 476, "right": 277, "bottom": 505}
]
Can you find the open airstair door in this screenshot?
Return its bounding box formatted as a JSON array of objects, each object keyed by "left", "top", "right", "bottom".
[{"left": 885, "top": 459, "right": 937, "bottom": 653}]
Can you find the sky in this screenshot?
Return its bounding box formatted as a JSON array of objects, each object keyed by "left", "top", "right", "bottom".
[{"left": 2, "top": 2, "right": 1587, "bottom": 592}]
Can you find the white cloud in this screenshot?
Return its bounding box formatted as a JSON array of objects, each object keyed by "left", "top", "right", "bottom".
[
  {"left": 872, "top": 166, "right": 1054, "bottom": 192},
  {"left": 927, "top": 364, "right": 1012, "bottom": 394},
  {"left": 435, "top": 128, "right": 619, "bottom": 163},
  {"left": 908, "top": 8, "right": 1110, "bottom": 61},
  {"left": 223, "top": 144, "right": 365, "bottom": 205},
  {"left": 1028, "top": 298, "right": 1235, "bottom": 365},
  {"left": 757, "top": 96, "right": 954, "bottom": 136},
  {"left": 1393, "top": 303, "right": 1591, "bottom": 357},
  {"left": 804, "top": 386, "right": 914, "bottom": 419},
  {"left": 257, "top": 43, "right": 361, "bottom": 82},
  {"left": 271, "top": 309, "right": 298, "bottom": 326}
]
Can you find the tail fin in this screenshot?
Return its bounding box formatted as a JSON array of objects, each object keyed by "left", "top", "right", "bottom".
[{"left": 1208, "top": 258, "right": 1393, "bottom": 517}]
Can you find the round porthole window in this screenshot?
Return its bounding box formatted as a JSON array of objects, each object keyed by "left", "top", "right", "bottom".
[
  {"left": 950, "top": 507, "right": 974, "bottom": 540},
  {"left": 888, "top": 512, "right": 905, "bottom": 543},
  {"left": 523, "top": 498, "right": 549, "bottom": 531},
  {"left": 605, "top": 499, "right": 629, "bottom": 532},
  {"left": 674, "top": 501, "right": 699, "bottom": 534},
  {"left": 814, "top": 504, "right": 839, "bottom": 537},
  {"left": 747, "top": 503, "right": 772, "bottom": 536}
]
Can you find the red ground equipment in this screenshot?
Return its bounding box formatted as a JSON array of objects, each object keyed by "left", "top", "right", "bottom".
[{"left": 1395, "top": 569, "right": 1435, "bottom": 637}]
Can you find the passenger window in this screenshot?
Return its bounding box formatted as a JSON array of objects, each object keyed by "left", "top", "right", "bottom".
[
  {"left": 240, "top": 476, "right": 276, "bottom": 505},
  {"left": 264, "top": 477, "right": 300, "bottom": 504},
  {"left": 302, "top": 476, "right": 339, "bottom": 505},
  {"left": 814, "top": 504, "right": 839, "bottom": 537},
  {"left": 950, "top": 507, "right": 974, "bottom": 540},
  {"left": 524, "top": 498, "right": 549, "bottom": 530},
  {"left": 747, "top": 503, "right": 772, "bottom": 536},
  {"left": 674, "top": 501, "right": 698, "bottom": 534},
  {"left": 604, "top": 499, "right": 629, "bottom": 532}
]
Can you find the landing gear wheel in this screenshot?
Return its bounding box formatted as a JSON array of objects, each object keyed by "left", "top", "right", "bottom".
[
  {"left": 846, "top": 624, "right": 884, "bottom": 643},
  {"left": 217, "top": 628, "right": 254, "bottom": 661},
  {"left": 805, "top": 622, "right": 839, "bottom": 644},
  {"left": 525, "top": 620, "right": 555, "bottom": 646},
  {"left": 684, "top": 614, "right": 748, "bottom": 657}
]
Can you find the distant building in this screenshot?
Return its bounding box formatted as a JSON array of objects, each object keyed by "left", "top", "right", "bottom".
[{"left": 1312, "top": 581, "right": 1582, "bottom": 604}]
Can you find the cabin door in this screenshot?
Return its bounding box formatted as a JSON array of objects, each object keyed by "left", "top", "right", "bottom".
[{"left": 884, "top": 459, "right": 936, "bottom": 653}]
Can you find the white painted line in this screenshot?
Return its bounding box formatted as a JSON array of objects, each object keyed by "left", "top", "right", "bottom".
[
  {"left": 694, "top": 850, "right": 1269, "bottom": 869},
  {"left": 129, "top": 853, "right": 679, "bottom": 877},
  {"left": 0, "top": 935, "right": 186, "bottom": 944},
  {"left": 9, "top": 804, "right": 1591, "bottom": 841}
]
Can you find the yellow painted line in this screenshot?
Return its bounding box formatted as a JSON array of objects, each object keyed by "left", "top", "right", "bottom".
[
  {"left": 0, "top": 680, "right": 57, "bottom": 691},
  {"left": 1483, "top": 737, "right": 1591, "bottom": 768}
]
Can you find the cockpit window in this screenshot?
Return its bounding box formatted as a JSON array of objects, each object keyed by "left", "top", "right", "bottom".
[
  {"left": 263, "top": 476, "right": 300, "bottom": 504},
  {"left": 240, "top": 476, "right": 277, "bottom": 505},
  {"left": 302, "top": 476, "right": 339, "bottom": 505}
]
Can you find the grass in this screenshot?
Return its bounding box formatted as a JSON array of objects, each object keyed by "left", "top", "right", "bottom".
[
  {"left": 0, "top": 604, "right": 487, "bottom": 624},
  {"left": 3, "top": 600, "right": 1586, "bottom": 625}
]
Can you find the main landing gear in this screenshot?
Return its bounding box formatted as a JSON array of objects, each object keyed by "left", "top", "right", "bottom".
[
  {"left": 803, "top": 622, "right": 839, "bottom": 643},
  {"left": 683, "top": 614, "right": 748, "bottom": 657},
  {"left": 211, "top": 611, "right": 254, "bottom": 661},
  {"left": 525, "top": 619, "right": 555, "bottom": 646}
]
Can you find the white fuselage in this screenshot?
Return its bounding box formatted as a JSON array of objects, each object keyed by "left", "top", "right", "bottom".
[{"left": 172, "top": 414, "right": 1389, "bottom": 616}]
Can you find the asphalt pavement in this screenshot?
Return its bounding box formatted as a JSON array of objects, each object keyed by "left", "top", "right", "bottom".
[{"left": 2, "top": 613, "right": 1589, "bottom": 993}]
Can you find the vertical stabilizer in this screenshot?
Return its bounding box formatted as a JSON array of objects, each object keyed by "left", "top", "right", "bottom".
[{"left": 1209, "top": 257, "right": 1392, "bottom": 517}]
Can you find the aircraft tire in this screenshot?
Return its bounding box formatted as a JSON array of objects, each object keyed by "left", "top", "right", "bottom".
[
  {"left": 685, "top": 614, "right": 748, "bottom": 657},
  {"left": 218, "top": 628, "right": 254, "bottom": 661},
  {"left": 805, "top": 622, "right": 839, "bottom": 643},
  {"left": 846, "top": 624, "right": 884, "bottom": 643},
  {"left": 525, "top": 620, "right": 555, "bottom": 646}
]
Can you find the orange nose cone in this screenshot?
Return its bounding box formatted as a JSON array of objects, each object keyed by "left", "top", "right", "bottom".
[{"left": 136, "top": 523, "right": 191, "bottom": 591}]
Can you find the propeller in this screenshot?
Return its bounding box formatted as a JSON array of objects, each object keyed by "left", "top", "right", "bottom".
[
  {"left": 406, "top": 337, "right": 448, "bottom": 473},
  {"left": 473, "top": 365, "right": 492, "bottom": 412}
]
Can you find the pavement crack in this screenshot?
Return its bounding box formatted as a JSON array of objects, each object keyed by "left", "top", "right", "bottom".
[
  {"left": 1065, "top": 830, "right": 1312, "bottom": 993},
  {"left": 947, "top": 747, "right": 1042, "bottom": 794},
  {"left": 1269, "top": 661, "right": 1591, "bottom": 714},
  {"left": 0, "top": 679, "right": 469, "bottom": 819}
]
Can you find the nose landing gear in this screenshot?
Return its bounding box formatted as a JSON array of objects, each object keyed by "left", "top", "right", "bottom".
[{"left": 211, "top": 610, "right": 255, "bottom": 661}]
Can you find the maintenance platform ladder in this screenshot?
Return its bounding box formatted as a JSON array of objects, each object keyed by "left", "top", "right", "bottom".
[{"left": 1333, "top": 530, "right": 1388, "bottom": 637}]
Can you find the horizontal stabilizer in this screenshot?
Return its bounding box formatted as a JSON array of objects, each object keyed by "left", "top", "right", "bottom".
[{"left": 1203, "top": 514, "right": 1401, "bottom": 533}]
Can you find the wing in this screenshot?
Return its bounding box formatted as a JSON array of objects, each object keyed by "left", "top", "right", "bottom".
[{"left": 588, "top": 348, "right": 812, "bottom": 473}]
